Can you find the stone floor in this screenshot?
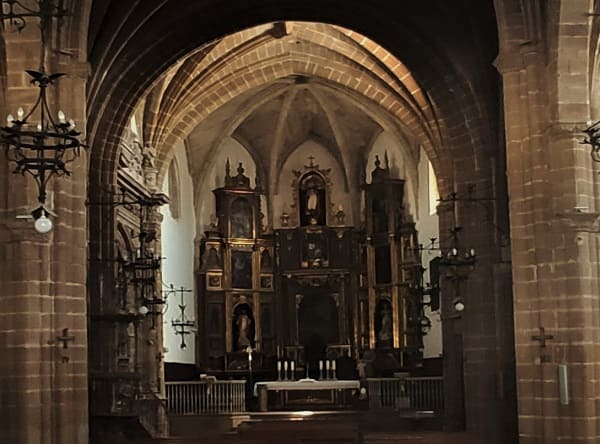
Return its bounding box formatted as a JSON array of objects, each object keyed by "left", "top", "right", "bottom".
[
  {"left": 144, "top": 411, "right": 477, "bottom": 444},
  {"left": 150, "top": 432, "right": 476, "bottom": 444}
]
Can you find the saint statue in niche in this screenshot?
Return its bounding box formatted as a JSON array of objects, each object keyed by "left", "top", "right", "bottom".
[
  {"left": 378, "top": 309, "right": 392, "bottom": 342},
  {"left": 376, "top": 299, "right": 393, "bottom": 347},
  {"left": 233, "top": 304, "right": 254, "bottom": 350},
  {"left": 306, "top": 188, "right": 318, "bottom": 212},
  {"left": 299, "top": 173, "right": 326, "bottom": 226},
  {"left": 237, "top": 311, "right": 251, "bottom": 348}
]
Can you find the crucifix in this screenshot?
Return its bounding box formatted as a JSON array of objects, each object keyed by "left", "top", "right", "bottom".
[
  {"left": 56, "top": 328, "right": 75, "bottom": 349},
  {"left": 531, "top": 326, "right": 554, "bottom": 348},
  {"left": 532, "top": 327, "right": 554, "bottom": 363}
]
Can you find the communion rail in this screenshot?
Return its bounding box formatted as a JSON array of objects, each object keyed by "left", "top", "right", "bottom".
[
  {"left": 166, "top": 377, "right": 442, "bottom": 414},
  {"left": 366, "top": 377, "right": 444, "bottom": 411},
  {"left": 166, "top": 380, "right": 246, "bottom": 415}
]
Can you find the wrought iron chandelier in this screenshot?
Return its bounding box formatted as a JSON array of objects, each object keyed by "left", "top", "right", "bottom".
[
  {"left": 119, "top": 194, "right": 167, "bottom": 327},
  {"left": 167, "top": 285, "right": 195, "bottom": 349},
  {"left": 92, "top": 188, "right": 168, "bottom": 325},
  {"left": 437, "top": 192, "right": 476, "bottom": 268},
  {"left": 0, "top": 0, "right": 84, "bottom": 233},
  {"left": 581, "top": 120, "right": 600, "bottom": 162}
]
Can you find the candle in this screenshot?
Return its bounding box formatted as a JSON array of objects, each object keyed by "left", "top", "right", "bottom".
[
  {"left": 319, "top": 360, "right": 323, "bottom": 370},
  {"left": 277, "top": 361, "right": 281, "bottom": 371},
  {"left": 284, "top": 361, "right": 288, "bottom": 371},
  {"left": 291, "top": 361, "right": 295, "bottom": 371},
  {"left": 332, "top": 360, "right": 336, "bottom": 371},
  {"left": 326, "top": 361, "right": 330, "bottom": 370}
]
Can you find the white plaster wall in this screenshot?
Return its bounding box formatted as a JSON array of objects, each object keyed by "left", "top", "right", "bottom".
[
  {"left": 415, "top": 147, "right": 442, "bottom": 359},
  {"left": 273, "top": 140, "right": 353, "bottom": 228},
  {"left": 161, "top": 141, "right": 197, "bottom": 363}
]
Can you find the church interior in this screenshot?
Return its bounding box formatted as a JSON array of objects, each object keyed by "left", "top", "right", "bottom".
[{"left": 1, "top": 1, "right": 600, "bottom": 444}]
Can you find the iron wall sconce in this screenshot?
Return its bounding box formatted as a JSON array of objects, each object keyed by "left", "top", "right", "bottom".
[{"left": 582, "top": 120, "right": 600, "bottom": 162}]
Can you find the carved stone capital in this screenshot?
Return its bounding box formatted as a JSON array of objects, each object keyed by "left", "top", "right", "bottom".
[{"left": 556, "top": 211, "right": 600, "bottom": 233}]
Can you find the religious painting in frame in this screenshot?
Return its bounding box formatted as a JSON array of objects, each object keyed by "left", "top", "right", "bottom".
[
  {"left": 231, "top": 250, "right": 253, "bottom": 289},
  {"left": 259, "top": 273, "right": 273, "bottom": 290},
  {"left": 206, "top": 272, "right": 223, "bottom": 290},
  {"left": 230, "top": 197, "right": 253, "bottom": 238}
]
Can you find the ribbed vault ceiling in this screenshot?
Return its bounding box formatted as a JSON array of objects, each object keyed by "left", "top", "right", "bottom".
[{"left": 139, "top": 21, "right": 436, "bottom": 187}]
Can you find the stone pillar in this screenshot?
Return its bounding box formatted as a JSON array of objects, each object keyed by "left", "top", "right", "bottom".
[
  {"left": 499, "top": 40, "right": 600, "bottom": 442},
  {"left": 438, "top": 173, "right": 517, "bottom": 442},
  {"left": 0, "top": 30, "right": 89, "bottom": 444}
]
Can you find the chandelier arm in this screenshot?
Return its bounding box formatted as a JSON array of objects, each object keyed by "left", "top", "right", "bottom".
[
  {"left": 36, "top": 164, "right": 50, "bottom": 203},
  {"left": 40, "top": 82, "right": 59, "bottom": 129},
  {"left": 18, "top": 87, "right": 44, "bottom": 123}
]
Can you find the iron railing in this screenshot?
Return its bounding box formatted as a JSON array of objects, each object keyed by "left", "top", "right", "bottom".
[
  {"left": 366, "top": 377, "right": 443, "bottom": 411},
  {"left": 165, "top": 380, "right": 246, "bottom": 415}
]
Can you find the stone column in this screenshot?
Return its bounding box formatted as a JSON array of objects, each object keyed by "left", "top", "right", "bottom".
[
  {"left": 499, "top": 40, "right": 600, "bottom": 442},
  {"left": 0, "top": 31, "right": 89, "bottom": 444}
]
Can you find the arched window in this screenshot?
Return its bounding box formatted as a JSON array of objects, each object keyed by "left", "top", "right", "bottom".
[
  {"left": 168, "top": 158, "right": 181, "bottom": 219},
  {"left": 428, "top": 161, "right": 439, "bottom": 216}
]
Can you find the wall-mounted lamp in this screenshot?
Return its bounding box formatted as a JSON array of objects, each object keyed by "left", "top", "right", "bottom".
[
  {"left": 0, "top": 1, "right": 85, "bottom": 234},
  {"left": 453, "top": 299, "right": 465, "bottom": 312},
  {"left": 582, "top": 121, "right": 600, "bottom": 162},
  {"left": 16, "top": 205, "right": 56, "bottom": 233}
]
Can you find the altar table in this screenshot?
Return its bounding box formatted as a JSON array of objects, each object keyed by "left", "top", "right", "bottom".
[{"left": 254, "top": 379, "right": 360, "bottom": 412}]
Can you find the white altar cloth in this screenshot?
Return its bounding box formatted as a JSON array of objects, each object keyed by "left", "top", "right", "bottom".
[{"left": 254, "top": 379, "right": 360, "bottom": 396}]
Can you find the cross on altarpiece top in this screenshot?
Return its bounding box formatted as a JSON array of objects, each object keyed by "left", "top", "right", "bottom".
[{"left": 531, "top": 326, "right": 554, "bottom": 348}]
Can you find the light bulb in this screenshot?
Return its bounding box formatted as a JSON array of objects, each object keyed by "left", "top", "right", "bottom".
[
  {"left": 454, "top": 301, "right": 465, "bottom": 312},
  {"left": 58, "top": 110, "right": 66, "bottom": 123},
  {"left": 470, "top": 248, "right": 476, "bottom": 257},
  {"left": 139, "top": 305, "right": 149, "bottom": 316},
  {"left": 17, "top": 107, "right": 24, "bottom": 119},
  {"left": 6, "top": 114, "right": 14, "bottom": 127},
  {"left": 451, "top": 248, "right": 458, "bottom": 256},
  {"left": 34, "top": 214, "right": 53, "bottom": 233},
  {"left": 36, "top": 123, "right": 43, "bottom": 132},
  {"left": 68, "top": 119, "right": 76, "bottom": 129}
]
